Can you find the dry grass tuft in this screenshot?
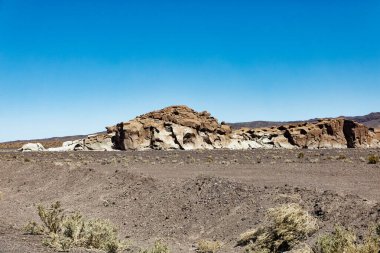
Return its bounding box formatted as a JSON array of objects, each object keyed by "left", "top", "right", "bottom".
[
  {"left": 368, "top": 154, "right": 379, "bottom": 164},
  {"left": 287, "top": 242, "right": 313, "bottom": 253},
  {"left": 297, "top": 152, "right": 305, "bottom": 159},
  {"left": 24, "top": 221, "right": 44, "bottom": 235},
  {"left": 196, "top": 239, "right": 223, "bottom": 253},
  {"left": 26, "top": 201, "right": 127, "bottom": 253},
  {"left": 239, "top": 203, "right": 318, "bottom": 253},
  {"left": 314, "top": 226, "right": 380, "bottom": 253},
  {"left": 140, "top": 240, "right": 170, "bottom": 253}
]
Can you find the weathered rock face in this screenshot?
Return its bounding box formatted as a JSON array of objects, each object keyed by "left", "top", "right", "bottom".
[
  {"left": 18, "top": 105, "right": 380, "bottom": 152},
  {"left": 107, "top": 105, "right": 232, "bottom": 150},
  {"left": 237, "top": 119, "right": 380, "bottom": 149},
  {"left": 106, "top": 106, "right": 380, "bottom": 150},
  {"left": 18, "top": 143, "right": 45, "bottom": 152},
  {"left": 45, "top": 134, "right": 114, "bottom": 151}
]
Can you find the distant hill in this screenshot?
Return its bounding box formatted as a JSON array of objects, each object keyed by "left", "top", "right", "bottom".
[{"left": 229, "top": 112, "right": 380, "bottom": 129}]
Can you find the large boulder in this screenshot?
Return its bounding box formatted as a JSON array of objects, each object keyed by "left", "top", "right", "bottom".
[
  {"left": 18, "top": 143, "right": 45, "bottom": 152},
  {"left": 47, "top": 134, "right": 115, "bottom": 151},
  {"left": 107, "top": 105, "right": 232, "bottom": 150}
]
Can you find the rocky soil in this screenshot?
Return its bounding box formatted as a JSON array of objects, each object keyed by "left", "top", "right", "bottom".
[{"left": 0, "top": 149, "right": 379, "bottom": 252}]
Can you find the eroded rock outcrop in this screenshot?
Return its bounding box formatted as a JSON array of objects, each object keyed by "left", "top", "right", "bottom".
[
  {"left": 107, "top": 105, "right": 232, "bottom": 150},
  {"left": 18, "top": 106, "right": 380, "bottom": 152},
  {"left": 237, "top": 118, "right": 380, "bottom": 149},
  {"left": 106, "top": 106, "right": 380, "bottom": 150},
  {"left": 18, "top": 143, "right": 46, "bottom": 152}
]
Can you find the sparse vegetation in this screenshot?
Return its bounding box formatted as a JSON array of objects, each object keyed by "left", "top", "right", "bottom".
[
  {"left": 206, "top": 155, "right": 214, "bottom": 163},
  {"left": 26, "top": 201, "right": 127, "bottom": 253},
  {"left": 337, "top": 155, "right": 346, "bottom": 160},
  {"left": 196, "top": 239, "right": 223, "bottom": 253},
  {"left": 239, "top": 203, "right": 318, "bottom": 253},
  {"left": 314, "top": 226, "right": 380, "bottom": 253},
  {"left": 24, "top": 221, "right": 44, "bottom": 235},
  {"left": 297, "top": 152, "right": 304, "bottom": 159},
  {"left": 140, "top": 240, "right": 170, "bottom": 253},
  {"left": 367, "top": 154, "right": 379, "bottom": 164}
]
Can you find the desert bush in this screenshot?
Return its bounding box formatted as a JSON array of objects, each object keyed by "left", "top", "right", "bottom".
[
  {"left": 287, "top": 243, "right": 313, "bottom": 253},
  {"left": 337, "top": 155, "right": 346, "bottom": 160},
  {"left": 37, "top": 201, "right": 64, "bottom": 234},
  {"left": 314, "top": 226, "right": 380, "bottom": 253},
  {"left": 240, "top": 203, "right": 318, "bottom": 253},
  {"left": 27, "top": 202, "right": 126, "bottom": 253},
  {"left": 196, "top": 239, "right": 223, "bottom": 253},
  {"left": 206, "top": 155, "right": 214, "bottom": 163},
  {"left": 297, "top": 152, "right": 304, "bottom": 159},
  {"left": 140, "top": 240, "right": 170, "bottom": 253},
  {"left": 24, "top": 221, "right": 44, "bottom": 235},
  {"left": 368, "top": 154, "right": 379, "bottom": 164},
  {"left": 82, "top": 218, "right": 123, "bottom": 251}
]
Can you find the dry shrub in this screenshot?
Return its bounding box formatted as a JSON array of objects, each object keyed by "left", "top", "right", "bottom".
[
  {"left": 26, "top": 202, "right": 127, "bottom": 253},
  {"left": 314, "top": 226, "right": 380, "bottom": 253},
  {"left": 196, "top": 239, "right": 223, "bottom": 253},
  {"left": 368, "top": 154, "right": 379, "bottom": 164},
  {"left": 239, "top": 203, "right": 318, "bottom": 253},
  {"left": 287, "top": 243, "right": 313, "bottom": 253},
  {"left": 24, "top": 221, "right": 44, "bottom": 235},
  {"left": 140, "top": 240, "right": 170, "bottom": 253},
  {"left": 38, "top": 201, "right": 64, "bottom": 234},
  {"left": 337, "top": 155, "right": 346, "bottom": 160}
]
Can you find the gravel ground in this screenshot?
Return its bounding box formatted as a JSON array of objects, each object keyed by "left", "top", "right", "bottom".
[{"left": 0, "top": 149, "right": 379, "bottom": 252}]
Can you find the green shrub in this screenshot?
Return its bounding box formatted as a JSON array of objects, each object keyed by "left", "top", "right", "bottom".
[
  {"left": 368, "top": 154, "right": 379, "bottom": 164},
  {"left": 297, "top": 152, "right": 304, "bottom": 159},
  {"left": 240, "top": 203, "right": 318, "bottom": 253}
]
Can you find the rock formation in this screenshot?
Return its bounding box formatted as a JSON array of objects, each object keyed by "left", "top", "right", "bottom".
[
  {"left": 106, "top": 105, "right": 380, "bottom": 150},
  {"left": 46, "top": 134, "right": 114, "bottom": 151},
  {"left": 235, "top": 119, "right": 380, "bottom": 149},
  {"left": 106, "top": 105, "right": 233, "bottom": 150},
  {"left": 18, "top": 143, "right": 46, "bottom": 152},
  {"left": 18, "top": 105, "right": 380, "bottom": 152}
]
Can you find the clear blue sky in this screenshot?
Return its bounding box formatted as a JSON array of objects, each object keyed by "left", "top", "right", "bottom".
[{"left": 0, "top": 0, "right": 379, "bottom": 141}]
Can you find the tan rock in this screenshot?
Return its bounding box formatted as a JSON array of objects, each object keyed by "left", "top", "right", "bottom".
[{"left": 47, "top": 105, "right": 380, "bottom": 151}]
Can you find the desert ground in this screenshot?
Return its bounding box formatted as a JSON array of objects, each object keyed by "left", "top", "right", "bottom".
[{"left": 0, "top": 149, "right": 379, "bottom": 252}]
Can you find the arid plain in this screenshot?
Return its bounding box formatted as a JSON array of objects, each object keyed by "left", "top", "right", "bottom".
[{"left": 0, "top": 149, "right": 379, "bottom": 252}]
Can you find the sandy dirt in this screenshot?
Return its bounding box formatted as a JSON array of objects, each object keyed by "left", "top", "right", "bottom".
[{"left": 0, "top": 149, "right": 379, "bottom": 252}]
